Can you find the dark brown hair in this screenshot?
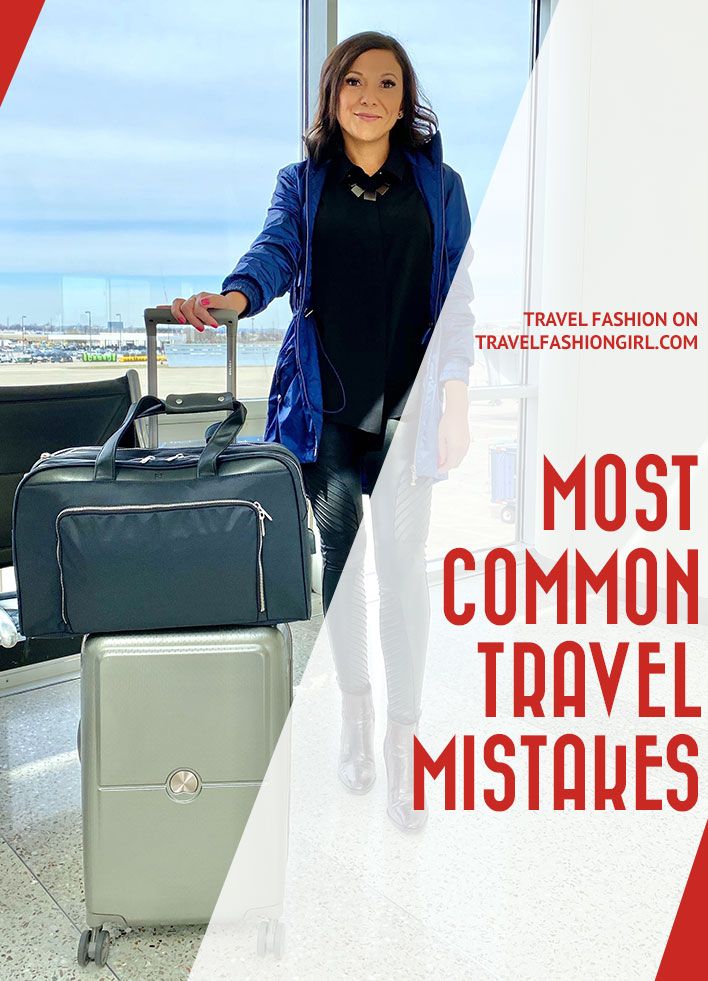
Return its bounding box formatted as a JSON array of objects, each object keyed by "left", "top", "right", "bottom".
[{"left": 304, "top": 32, "right": 438, "bottom": 164}]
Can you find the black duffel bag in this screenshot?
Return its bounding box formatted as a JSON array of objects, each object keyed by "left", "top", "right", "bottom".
[{"left": 13, "top": 393, "right": 312, "bottom": 636}]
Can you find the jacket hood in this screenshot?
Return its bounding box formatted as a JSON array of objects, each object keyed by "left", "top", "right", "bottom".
[
  {"left": 416, "top": 128, "right": 443, "bottom": 164},
  {"left": 403, "top": 128, "right": 442, "bottom": 174}
]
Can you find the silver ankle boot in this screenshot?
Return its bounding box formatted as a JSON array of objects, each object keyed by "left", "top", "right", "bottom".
[
  {"left": 383, "top": 718, "right": 428, "bottom": 833},
  {"left": 338, "top": 688, "right": 376, "bottom": 794}
]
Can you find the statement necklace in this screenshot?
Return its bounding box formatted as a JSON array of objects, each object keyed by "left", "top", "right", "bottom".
[{"left": 349, "top": 180, "right": 391, "bottom": 201}]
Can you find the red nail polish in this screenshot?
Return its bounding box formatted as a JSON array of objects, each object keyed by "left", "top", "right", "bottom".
[
  {"left": 178, "top": 316, "right": 186, "bottom": 324},
  {"left": 200, "top": 298, "right": 210, "bottom": 307}
]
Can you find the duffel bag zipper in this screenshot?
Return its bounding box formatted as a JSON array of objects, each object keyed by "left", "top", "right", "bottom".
[
  {"left": 130, "top": 453, "right": 186, "bottom": 463},
  {"left": 55, "top": 498, "right": 274, "bottom": 625},
  {"left": 253, "top": 500, "right": 273, "bottom": 612},
  {"left": 36, "top": 445, "right": 308, "bottom": 502}
]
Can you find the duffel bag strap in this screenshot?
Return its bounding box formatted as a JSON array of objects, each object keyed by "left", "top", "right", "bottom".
[
  {"left": 95, "top": 395, "right": 248, "bottom": 480},
  {"left": 197, "top": 402, "right": 248, "bottom": 478},
  {"left": 95, "top": 395, "right": 165, "bottom": 480}
]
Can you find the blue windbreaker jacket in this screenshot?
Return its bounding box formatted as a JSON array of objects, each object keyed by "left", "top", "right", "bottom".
[{"left": 221, "top": 129, "right": 475, "bottom": 480}]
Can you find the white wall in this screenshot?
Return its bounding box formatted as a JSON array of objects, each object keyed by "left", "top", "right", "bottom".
[{"left": 532, "top": 0, "right": 708, "bottom": 596}]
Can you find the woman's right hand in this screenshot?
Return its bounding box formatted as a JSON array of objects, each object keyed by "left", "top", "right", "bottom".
[{"left": 162, "top": 290, "right": 249, "bottom": 333}]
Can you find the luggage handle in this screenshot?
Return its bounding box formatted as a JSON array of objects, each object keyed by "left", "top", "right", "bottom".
[
  {"left": 144, "top": 307, "right": 239, "bottom": 446},
  {"left": 164, "top": 392, "right": 237, "bottom": 415},
  {"left": 144, "top": 307, "right": 238, "bottom": 392},
  {"left": 95, "top": 395, "right": 248, "bottom": 481}
]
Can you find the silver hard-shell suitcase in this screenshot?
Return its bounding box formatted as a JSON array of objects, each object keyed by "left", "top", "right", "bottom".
[{"left": 77, "top": 625, "right": 291, "bottom": 966}]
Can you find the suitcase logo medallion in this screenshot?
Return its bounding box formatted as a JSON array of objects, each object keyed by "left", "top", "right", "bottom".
[{"left": 166, "top": 768, "right": 202, "bottom": 802}]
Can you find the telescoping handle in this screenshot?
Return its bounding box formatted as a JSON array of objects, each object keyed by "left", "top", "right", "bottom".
[{"left": 143, "top": 307, "right": 239, "bottom": 447}]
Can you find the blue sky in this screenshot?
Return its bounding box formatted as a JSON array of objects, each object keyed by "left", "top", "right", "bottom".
[{"left": 0, "top": 0, "right": 529, "bottom": 327}]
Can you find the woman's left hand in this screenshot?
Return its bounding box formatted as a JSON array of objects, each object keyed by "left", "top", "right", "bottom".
[{"left": 438, "top": 401, "right": 471, "bottom": 472}]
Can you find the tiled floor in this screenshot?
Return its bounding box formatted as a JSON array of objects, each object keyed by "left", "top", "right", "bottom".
[{"left": 0, "top": 606, "right": 323, "bottom": 981}]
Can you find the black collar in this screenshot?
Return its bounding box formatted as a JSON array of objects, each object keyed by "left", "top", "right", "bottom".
[{"left": 333, "top": 139, "right": 407, "bottom": 185}]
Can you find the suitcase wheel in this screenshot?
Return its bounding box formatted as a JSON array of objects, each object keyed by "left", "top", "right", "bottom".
[
  {"left": 257, "top": 918, "right": 286, "bottom": 959},
  {"left": 77, "top": 927, "right": 111, "bottom": 968},
  {"left": 77, "top": 930, "right": 89, "bottom": 967}
]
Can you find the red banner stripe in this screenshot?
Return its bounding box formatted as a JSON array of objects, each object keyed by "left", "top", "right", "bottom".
[
  {"left": 0, "top": 1, "right": 46, "bottom": 107},
  {"left": 656, "top": 818, "right": 708, "bottom": 979}
]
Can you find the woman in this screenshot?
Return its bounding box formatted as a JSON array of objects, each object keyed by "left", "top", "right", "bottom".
[{"left": 170, "top": 32, "right": 474, "bottom": 832}]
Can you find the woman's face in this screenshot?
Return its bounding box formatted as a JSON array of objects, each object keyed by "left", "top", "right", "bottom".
[{"left": 336, "top": 48, "right": 404, "bottom": 146}]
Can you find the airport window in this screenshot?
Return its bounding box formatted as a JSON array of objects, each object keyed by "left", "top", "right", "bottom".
[
  {"left": 1, "top": 0, "right": 539, "bottom": 549},
  {"left": 0, "top": 1, "right": 300, "bottom": 399}
]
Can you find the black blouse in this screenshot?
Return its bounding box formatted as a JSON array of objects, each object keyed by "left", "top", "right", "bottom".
[{"left": 310, "top": 138, "right": 433, "bottom": 435}]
